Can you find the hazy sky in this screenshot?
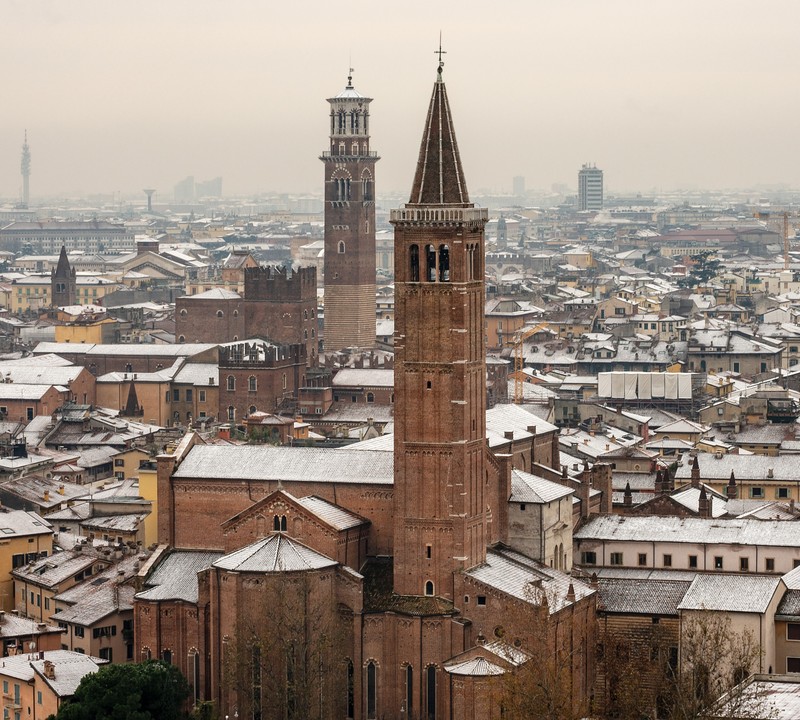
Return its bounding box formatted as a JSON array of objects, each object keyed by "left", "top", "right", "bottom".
[{"left": 2, "top": 0, "right": 799, "bottom": 201}]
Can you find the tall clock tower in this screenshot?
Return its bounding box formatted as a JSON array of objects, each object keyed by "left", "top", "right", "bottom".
[
  {"left": 391, "top": 61, "right": 489, "bottom": 600},
  {"left": 321, "top": 72, "right": 379, "bottom": 351}
]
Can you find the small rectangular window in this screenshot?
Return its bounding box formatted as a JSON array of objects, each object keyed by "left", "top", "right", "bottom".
[
  {"left": 199, "top": 390, "right": 206, "bottom": 402},
  {"left": 788, "top": 624, "right": 800, "bottom": 641},
  {"left": 581, "top": 551, "right": 597, "bottom": 565},
  {"left": 788, "top": 657, "right": 800, "bottom": 672},
  {"left": 750, "top": 487, "right": 764, "bottom": 499},
  {"left": 477, "top": 596, "right": 486, "bottom": 606},
  {"left": 663, "top": 554, "right": 672, "bottom": 568},
  {"left": 610, "top": 552, "right": 624, "bottom": 566},
  {"left": 766, "top": 558, "right": 775, "bottom": 572},
  {"left": 638, "top": 553, "right": 647, "bottom": 566},
  {"left": 714, "top": 556, "right": 723, "bottom": 570},
  {"left": 740, "top": 557, "right": 749, "bottom": 572},
  {"left": 689, "top": 555, "right": 698, "bottom": 569},
  {"left": 778, "top": 488, "right": 790, "bottom": 499}
]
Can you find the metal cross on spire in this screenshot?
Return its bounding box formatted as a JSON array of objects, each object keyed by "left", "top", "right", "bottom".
[{"left": 434, "top": 32, "right": 446, "bottom": 69}]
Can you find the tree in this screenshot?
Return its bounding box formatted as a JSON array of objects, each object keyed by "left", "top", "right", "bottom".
[
  {"left": 497, "top": 585, "right": 592, "bottom": 720},
  {"left": 677, "top": 251, "right": 722, "bottom": 289},
  {"left": 50, "top": 660, "right": 189, "bottom": 720},
  {"left": 596, "top": 611, "right": 775, "bottom": 720},
  {"left": 222, "top": 573, "right": 349, "bottom": 720}
]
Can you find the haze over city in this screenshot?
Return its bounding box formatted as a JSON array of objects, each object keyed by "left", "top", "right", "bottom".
[{"left": 2, "top": 0, "right": 799, "bottom": 200}]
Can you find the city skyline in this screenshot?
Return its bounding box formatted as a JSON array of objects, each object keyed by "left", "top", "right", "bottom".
[{"left": 2, "top": 0, "right": 799, "bottom": 201}]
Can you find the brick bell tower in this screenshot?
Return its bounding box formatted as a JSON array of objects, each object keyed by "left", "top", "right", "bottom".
[
  {"left": 391, "top": 59, "right": 489, "bottom": 600},
  {"left": 321, "top": 71, "right": 379, "bottom": 352}
]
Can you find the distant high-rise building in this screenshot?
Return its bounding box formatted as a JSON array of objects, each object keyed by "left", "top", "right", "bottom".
[
  {"left": 512, "top": 175, "right": 525, "bottom": 197},
  {"left": 578, "top": 163, "right": 603, "bottom": 211},
  {"left": 195, "top": 177, "right": 223, "bottom": 198},
  {"left": 321, "top": 71, "right": 379, "bottom": 351},
  {"left": 174, "top": 176, "right": 195, "bottom": 204},
  {"left": 20, "top": 132, "right": 31, "bottom": 209}
]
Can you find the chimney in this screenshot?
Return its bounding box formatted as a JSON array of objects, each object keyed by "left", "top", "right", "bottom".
[
  {"left": 57, "top": 485, "right": 65, "bottom": 495},
  {"left": 566, "top": 582, "right": 576, "bottom": 603},
  {"left": 691, "top": 455, "right": 700, "bottom": 488},
  {"left": 698, "top": 486, "right": 711, "bottom": 518},
  {"left": 43, "top": 490, "right": 49, "bottom": 503},
  {"left": 43, "top": 660, "right": 55, "bottom": 680},
  {"left": 726, "top": 470, "right": 737, "bottom": 500},
  {"left": 623, "top": 482, "right": 632, "bottom": 508},
  {"left": 579, "top": 479, "right": 591, "bottom": 520},
  {"left": 504, "top": 430, "right": 514, "bottom": 440}
]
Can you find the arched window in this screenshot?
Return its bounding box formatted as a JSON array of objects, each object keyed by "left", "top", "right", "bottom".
[
  {"left": 311, "top": 329, "right": 315, "bottom": 338},
  {"left": 273, "top": 515, "right": 281, "bottom": 531},
  {"left": 281, "top": 515, "right": 287, "bottom": 532},
  {"left": 304, "top": 310, "right": 308, "bottom": 320},
  {"left": 346, "top": 660, "right": 355, "bottom": 719},
  {"left": 179, "top": 309, "right": 187, "bottom": 317},
  {"left": 227, "top": 376, "right": 235, "bottom": 391},
  {"left": 410, "top": 245, "right": 420, "bottom": 282},
  {"left": 162, "top": 649, "right": 172, "bottom": 664},
  {"left": 249, "top": 405, "right": 256, "bottom": 415},
  {"left": 425, "top": 581, "right": 434, "bottom": 596},
  {"left": 233, "top": 309, "right": 238, "bottom": 317},
  {"left": 438, "top": 245, "right": 450, "bottom": 282},
  {"left": 405, "top": 665, "right": 413, "bottom": 717},
  {"left": 178, "top": 335, "right": 185, "bottom": 343},
  {"left": 427, "top": 666, "right": 437, "bottom": 719},
  {"left": 283, "top": 373, "right": 287, "bottom": 390},
  {"left": 366, "top": 392, "right": 374, "bottom": 403},
  {"left": 248, "top": 376, "right": 257, "bottom": 392},
  {"left": 216, "top": 310, "right": 223, "bottom": 318},
  {"left": 304, "top": 329, "right": 308, "bottom": 339},
  {"left": 426, "top": 245, "right": 436, "bottom": 282},
  {"left": 338, "top": 241, "right": 346, "bottom": 254},
  {"left": 189, "top": 649, "right": 200, "bottom": 704},
  {"left": 366, "top": 662, "right": 377, "bottom": 720}
]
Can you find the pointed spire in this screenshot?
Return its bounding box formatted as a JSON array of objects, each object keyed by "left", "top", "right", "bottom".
[
  {"left": 55, "top": 245, "right": 71, "bottom": 277},
  {"left": 408, "top": 58, "right": 470, "bottom": 207},
  {"left": 727, "top": 470, "right": 737, "bottom": 500},
  {"left": 691, "top": 454, "right": 700, "bottom": 488}
]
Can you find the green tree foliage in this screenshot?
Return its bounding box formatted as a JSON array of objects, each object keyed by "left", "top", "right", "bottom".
[
  {"left": 50, "top": 660, "right": 190, "bottom": 720},
  {"left": 677, "top": 250, "right": 722, "bottom": 289}
]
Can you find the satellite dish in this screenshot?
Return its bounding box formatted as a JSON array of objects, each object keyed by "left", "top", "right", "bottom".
[{"left": 28, "top": 641, "right": 36, "bottom": 651}]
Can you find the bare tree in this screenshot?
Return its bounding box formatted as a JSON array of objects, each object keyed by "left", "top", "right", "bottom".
[
  {"left": 497, "top": 585, "right": 591, "bottom": 720},
  {"left": 222, "top": 573, "right": 349, "bottom": 720}
]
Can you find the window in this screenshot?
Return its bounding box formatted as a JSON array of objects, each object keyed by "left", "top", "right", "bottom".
[
  {"left": 426, "top": 666, "right": 436, "bottom": 720},
  {"left": 248, "top": 376, "right": 257, "bottom": 392},
  {"left": 477, "top": 596, "right": 486, "bottom": 606},
  {"left": 740, "top": 557, "right": 749, "bottom": 572},
  {"left": 425, "top": 244, "right": 436, "bottom": 282},
  {"left": 12, "top": 554, "right": 24, "bottom": 569},
  {"left": 366, "top": 392, "right": 374, "bottom": 403},
  {"left": 37, "top": 691, "right": 41, "bottom": 706},
  {"left": 766, "top": 558, "right": 775, "bottom": 572},
  {"left": 787, "top": 657, "right": 800, "bottom": 673},
  {"left": 199, "top": 390, "right": 206, "bottom": 402},
  {"left": 426, "top": 545, "right": 432, "bottom": 559},
  {"left": 74, "top": 626, "right": 84, "bottom": 638},
  {"left": 425, "top": 581, "right": 434, "bottom": 596},
  {"left": 92, "top": 625, "right": 117, "bottom": 639},
  {"left": 438, "top": 244, "right": 450, "bottom": 282},
  {"left": 173, "top": 389, "right": 180, "bottom": 402},
  {"left": 405, "top": 665, "right": 413, "bottom": 718},
  {"left": 226, "top": 376, "right": 235, "bottom": 391},
  {"left": 714, "top": 556, "right": 723, "bottom": 570},
  {"left": 638, "top": 553, "right": 647, "bottom": 566},
  {"left": 346, "top": 660, "right": 355, "bottom": 719},
  {"left": 227, "top": 406, "right": 235, "bottom": 421},
  {"left": 689, "top": 555, "right": 698, "bottom": 569},
  {"left": 663, "top": 554, "right": 672, "bottom": 568},
  {"left": 750, "top": 487, "right": 764, "bottom": 499},
  {"left": 99, "top": 647, "right": 112, "bottom": 661},
  {"left": 778, "top": 487, "right": 790, "bottom": 499},
  {"left": 610, "top": 552, "right": 624, "bottom": 566},
  {"left": 26, "top": 408, "right": 33, "bottom": 421},
  {"left": 788, "top": 624, "right": 800, "bottom": 641},
  {"left": 581, "top": 551, "right": 597, "bottom": 565},
  {"left": 216, "top": 310, "right": 223, "bottom": 318},
  {"left": 162, "top": 649, "right": 172, "bottom": 664},
  {"left": 366, "top": 662, "right": 377, "bottom": 719},
  {"left": 338, "top": 241, "right": 345, "bottom": 254},
  {"left": 410, "top": 245, "right": 420, "bottom": 282},
  {"left": 186, "top": 389, "right": 192, "bottom": 402}
]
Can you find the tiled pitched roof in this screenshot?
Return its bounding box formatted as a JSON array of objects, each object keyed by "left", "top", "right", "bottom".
[{"left": 597, "top": 578, "right": 691, "bottom": 615}]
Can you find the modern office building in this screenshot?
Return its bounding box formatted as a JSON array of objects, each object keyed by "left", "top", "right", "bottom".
[{"left": 578, "top": 163, "right": 603, "bottom": 211}]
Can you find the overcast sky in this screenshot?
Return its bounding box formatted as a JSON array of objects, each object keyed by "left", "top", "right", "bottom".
[{"left": 2, "top": 0, "right": 799, "bottom": 201}]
